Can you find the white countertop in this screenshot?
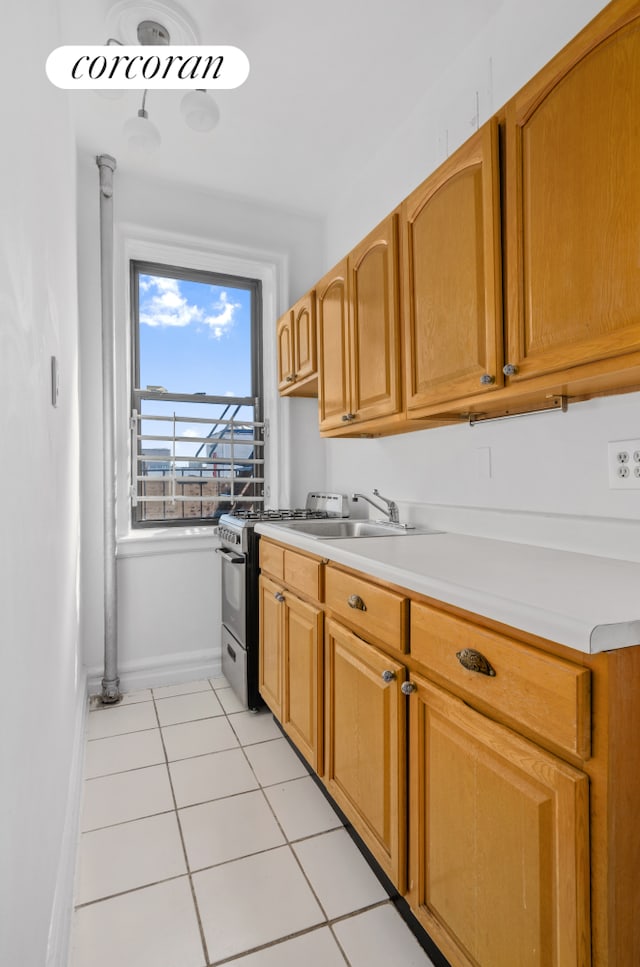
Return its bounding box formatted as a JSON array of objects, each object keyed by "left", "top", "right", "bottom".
[{"left": 255, "top": 523, "right": 640, "bottom": 654}]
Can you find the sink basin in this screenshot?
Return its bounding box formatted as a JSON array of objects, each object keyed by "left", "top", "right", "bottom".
[{"left": 267, "top": 519, "right": 442, "bottom": 539}]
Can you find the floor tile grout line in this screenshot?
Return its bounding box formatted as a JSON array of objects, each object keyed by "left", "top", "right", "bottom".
[
  {"left": 79, "top": 805, "right": 176, "bottom": 836},
  {"left": 150, "top": 690, "right": 212, "bottom": 967},
  {"left": 86, "top": 725, "right": 161, "bottom": 741},
  {"left": 83, "top": 761, "right": 166, "bottom": 781},
  {"left": 73, "top": 871, "right": 191, "bottom": 911},
  {"left": 205, "top": 899, "right": 394, "bottom": 967}
]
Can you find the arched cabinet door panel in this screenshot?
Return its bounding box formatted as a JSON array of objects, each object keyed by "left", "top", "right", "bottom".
[
  {"left": 504, "top": 8, "right": 640, "bottom": 383},
  {"left": 403, "top": 118, "right": 503, "bottom": 412}
]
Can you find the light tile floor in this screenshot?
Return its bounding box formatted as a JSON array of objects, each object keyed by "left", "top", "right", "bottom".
[{"left": 69, "top": 676, "right": 436, "bottom": 967}]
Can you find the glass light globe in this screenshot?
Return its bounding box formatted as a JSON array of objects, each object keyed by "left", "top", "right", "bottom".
[
  {"left": 180, "top": 91, "right": 220, "bottom": 132},
  {"left": 123, "top": 111, "right": 161, "bottom": 152}
]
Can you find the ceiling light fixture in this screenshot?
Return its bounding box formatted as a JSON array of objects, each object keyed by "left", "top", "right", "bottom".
[
  {"left": 123, "top": 89, "right": 162, "bottom": 151},
  {"left": 180, "top": 89, "right": 220, "bottom": 132},
  {"left": 113, "top": 18, "right": 220, "bottom": 152}
]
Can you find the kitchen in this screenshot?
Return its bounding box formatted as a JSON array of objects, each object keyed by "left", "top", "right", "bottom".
[{"left": 2, "top": 0, "right": 640, "bottom": 965}]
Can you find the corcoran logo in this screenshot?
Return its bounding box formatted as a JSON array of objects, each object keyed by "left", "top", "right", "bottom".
[{"left": 46, "top": 45, "right": 250, "bottom": 89}]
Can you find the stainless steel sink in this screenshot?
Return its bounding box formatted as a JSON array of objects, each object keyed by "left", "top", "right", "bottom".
[{"left": 267, "top": 519, "right": 442, "bottom": 539}]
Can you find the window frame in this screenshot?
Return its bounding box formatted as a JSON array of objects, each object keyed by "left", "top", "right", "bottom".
[{"left": 129, "top": 259, "right": 264, "bottom": 529}]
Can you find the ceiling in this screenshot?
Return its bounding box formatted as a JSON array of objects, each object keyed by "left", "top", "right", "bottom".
[{"left": 62, "top": 0, "right": 499, "bottom": 218}]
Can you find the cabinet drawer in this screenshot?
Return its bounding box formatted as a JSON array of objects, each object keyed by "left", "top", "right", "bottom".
[
  {"left": 325, "top": 566, "right": 408, "bottom": 653},
  {"left": 260, "top": 540, "right": 323, "bottom": 601},
  {"left": 411, "top": 602, "right": 590, "bottom": 760},
  {"left": 260, "top": 540, "right": 284, "bottom": 580},
  {"left": 284, "top": 549, "right": 323, "bottom": 601}
]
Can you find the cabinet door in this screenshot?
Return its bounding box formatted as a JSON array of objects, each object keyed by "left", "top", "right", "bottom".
[
  {"left": 292, "top": 291, "right": 317, "bottom": 386},
  {"left": 324, "top": 618, "right": 407, "bottom": 888},
  {"left": 407, "top": 673, "right": 590, "bottom": 967},
  {"left": 276, "top": 311, "right": 295, "bottom": 393},
  {"left": 317, "top": 259, "right": 351, "bottom": 430},
  {"left": 404, "top": 120, "right": 503, "bottom": 411},
  {"left": 349, "top": 213, "right": 403, "bottom": 424},
  {"left": 282, "top": 594, "right": 323, "bottom": 773},
  {"left": 504, "top": 8, "right": 640, "bottom": 383},
  {"left": 258, "top": 575, "right": 284, "bottom": 718}
]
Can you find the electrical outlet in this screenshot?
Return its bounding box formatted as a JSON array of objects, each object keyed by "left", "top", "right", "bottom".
[{"left": 608, "top": 439, "right": 640, "bottom": 489}]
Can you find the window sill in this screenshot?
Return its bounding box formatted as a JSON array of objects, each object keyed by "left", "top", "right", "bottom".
[{"left": 117, "top": 526, "right": 220, "bottom": 559}]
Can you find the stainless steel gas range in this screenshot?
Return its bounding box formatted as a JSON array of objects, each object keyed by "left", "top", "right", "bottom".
[{"left": 217, "top": 493, "right": 348, "bottom": 710}]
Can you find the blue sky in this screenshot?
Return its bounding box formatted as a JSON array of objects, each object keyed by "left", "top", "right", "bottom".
[{"left": 138, "top": 273, "right": 253, "bottom": 396}]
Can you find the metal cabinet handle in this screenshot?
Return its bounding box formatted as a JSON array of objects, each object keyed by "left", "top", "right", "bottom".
[
  {"left": 381, "top": 670, "right": 396, "bottom": 683},
  {"left": 285, "top": 375, "right": 295, "bottom": 382},
  {"left": 456, "top": 648, "right": 496, "bottom": 677},
  {"left": 480, "top": 373, "right": 495, "bottom": 385},
  {"left": 274, "top": 591, "right": 285, "bottom": 603},
  {"left": 503, "top": 363, "right": 519, "bottom": 376},
  {"left": 341, "top": 412, "right": 356, "bottom": 422},
  {"left": 348, "top": 594, "right": 367, "bottom": 611},
  {"left": 401, "top": 681, "right": 417, "bottom": 695}
]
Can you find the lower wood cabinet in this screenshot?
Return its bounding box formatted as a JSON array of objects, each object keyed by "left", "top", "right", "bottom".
[
  {"left": 281, "top": 590, "right": 323, "bottom": 772},
  {"left": 323, "top": 617, "right": 407, "bottom": 890},
  {"left": 258, "top": 574, "right": 284, "bottom": 720},
  {"left": 258, "top": 540, "right": 638, "bottom": 967},
  {"left": 406, "top": 672, "right": 590, "bottom": 967},
  {"left": 258, "top": 573, "right": 323, "bottom": 772}
]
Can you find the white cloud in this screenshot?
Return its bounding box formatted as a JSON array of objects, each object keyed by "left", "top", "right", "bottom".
[
  {"left": 139, "top": 277, "right": 203, "bottom": 328},
  {"left": 202, "top": 290, "right": 242, "bottom": 339},
  {"left": 139, "top": 277, "right": 242, "bottom": 337}
]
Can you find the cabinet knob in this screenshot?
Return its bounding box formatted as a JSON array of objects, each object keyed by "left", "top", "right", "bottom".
[
  {"left": 502, "top": 363, "right": 519, "bottom": 376},
  {"left": 456, "top": 648, "right": 496, "bottom": 677},
  {"left": 274, "top": 591, "right": 285, "bottom": 603},
  {"left": 401, "top": 681, "right": 417, "bottom": 696},
  {"left": 341, "top": 412, "right": 356, "bottom": 422},
  {"left": 347, "top": 594, "right": 367, "bottom": 612},
  {"left": 381, "top": 669, "right": 396, "bottom": 683},
  {"left": 285, "top": 375, "right": 295, "bottom": 382},
  {"left": 480, "top": 373, "right": 495, "bottom": 385}
]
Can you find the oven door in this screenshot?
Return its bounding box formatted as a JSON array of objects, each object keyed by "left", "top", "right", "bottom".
[{"left": 217, "top": 546, "right": 246, "bottom": 646}]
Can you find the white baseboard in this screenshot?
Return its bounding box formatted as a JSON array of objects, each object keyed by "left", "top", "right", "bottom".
[
  {"left": 86, "top": 647, "right": 222, "bottom": 695},
  {"left": 46, "top": 666, "right": 88, "bottom": 967}
]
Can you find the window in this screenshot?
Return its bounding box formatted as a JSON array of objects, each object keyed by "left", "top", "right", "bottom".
[{"left": 130, "top": 261, "right": 263, "bottom": 526}]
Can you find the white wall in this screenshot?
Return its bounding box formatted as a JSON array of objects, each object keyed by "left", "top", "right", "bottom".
[
  {"left": 76, "top": 159, "right": 325, "bottom": 682},
  {"left": 0, "top": 2, "right": 84, "bottom": 964},
  {"left": 321, "top": 0, "right": 640, "bottom": 560},
  {"left": 324, "top": 0, "right": 611, "bottom": 260}
]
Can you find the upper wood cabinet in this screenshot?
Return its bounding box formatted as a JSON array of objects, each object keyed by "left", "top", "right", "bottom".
[
  {"left": 403, "top": 118, "right": 503, "bottom": 413},
  {"left": 317, "top": 214, "right": 403, "bottom": 434},
  {"left": 279, "top": 1, "right": 640, "bottom": 429},
  {"left": 277, "top": 291, "right": 318, "bottom": 396},
  {"left": 316, "top": 260, "right": 350, "bottom": 429},
  {"left": 503, "top": 4, "right": 640, "bottom": 385}
]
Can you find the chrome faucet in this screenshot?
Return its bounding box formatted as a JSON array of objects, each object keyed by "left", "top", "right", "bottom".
[{"left": 351, "top": 489, "right": 400, "bottom": 524}]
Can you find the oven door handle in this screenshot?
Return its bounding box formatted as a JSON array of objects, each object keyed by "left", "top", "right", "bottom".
[{"left": 216, "top": 547, "right": 245, "bottom": 564}]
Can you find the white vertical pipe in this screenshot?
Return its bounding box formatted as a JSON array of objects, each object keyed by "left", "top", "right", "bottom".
[{"left": 96, "top": 154, "right": 121, "bottom": 703}]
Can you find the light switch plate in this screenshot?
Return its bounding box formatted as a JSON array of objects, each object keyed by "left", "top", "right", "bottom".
[{"left": 51, "top": 356, "right": 59, "bottom": 407}]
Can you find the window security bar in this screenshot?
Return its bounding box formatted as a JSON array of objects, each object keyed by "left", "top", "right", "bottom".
[{"left": 131, "top": 390, "right": 265, "bottom": 523}]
